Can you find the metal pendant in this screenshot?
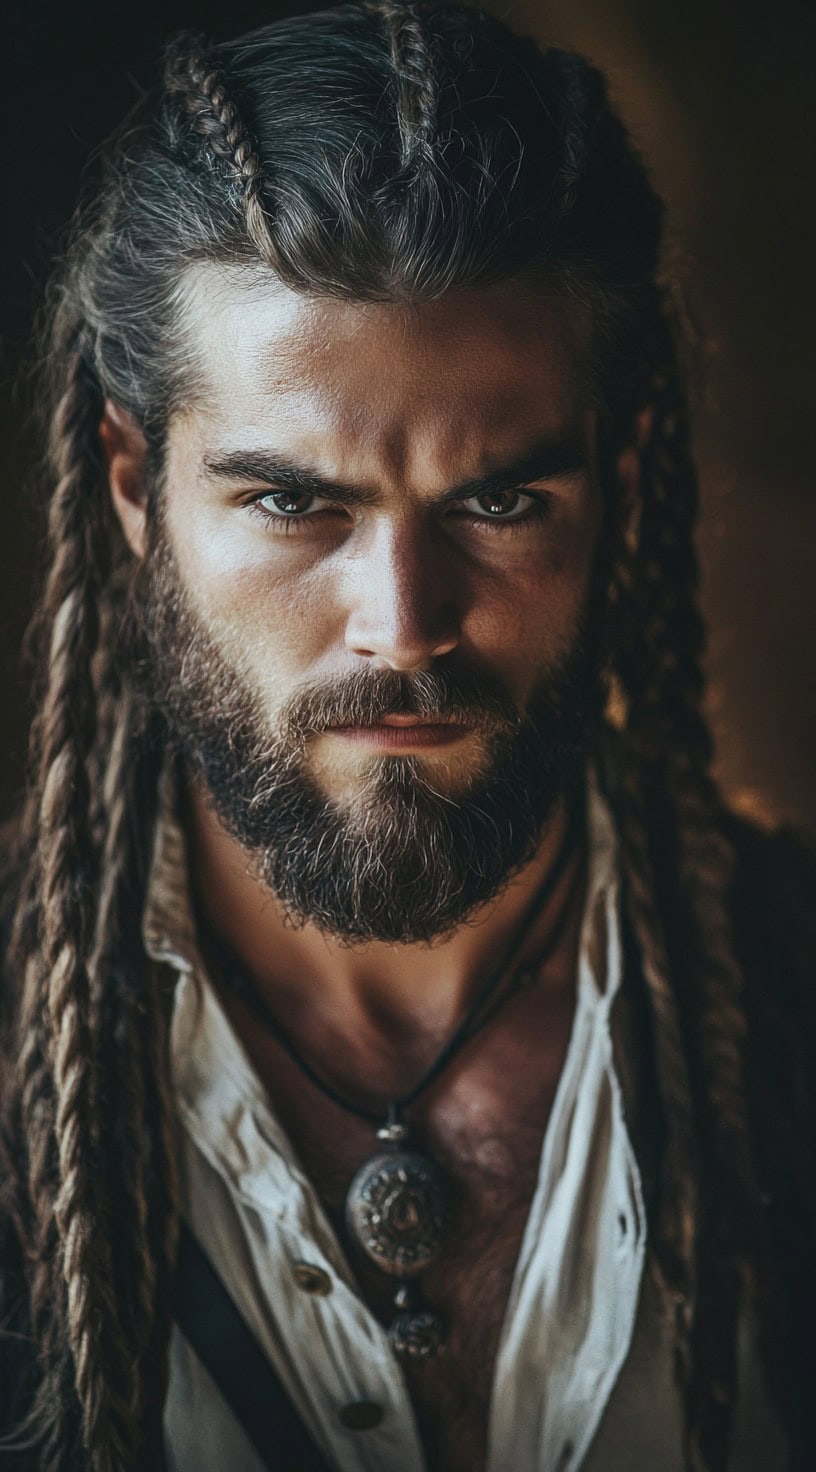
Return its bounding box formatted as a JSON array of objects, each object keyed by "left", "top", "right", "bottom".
[
  {"left": 389, "top": 1307, "right": 445, "bottom": 1361},
  {"left": 345, "top": 1114, "right": 449, "bottom": 1361},
  {"left": 345, "top": 1143, "right": 449, "bottom": 1278}
]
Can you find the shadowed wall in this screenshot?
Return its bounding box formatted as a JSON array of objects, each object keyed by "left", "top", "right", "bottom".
[{"left": 2, "top": 0, "right": 814, "bottom": 828}]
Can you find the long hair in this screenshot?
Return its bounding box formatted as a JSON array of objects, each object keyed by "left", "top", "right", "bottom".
[{"left": 0, "top": 4, "right": 805, "bottom": 1467}]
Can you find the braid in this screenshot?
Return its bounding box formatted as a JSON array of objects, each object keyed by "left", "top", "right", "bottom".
[
  {"left": 601, "top": 300, "right": 766, "bottom": 1470},
  {"left": 369, "top": 2, "right": 438, "bottom": 169},
  {"left": 647, "top": 333, "right": 761, "bottom": 1470},
  {"left": 140, "top": 952, "right": 181, "bottom": 1455},
  {"left": 16, "top": 343, "right": 137, "bottom": 1470},
  {"left": 91, "top": 696, "right": 154, "bottom": 1401},
  {"left": 165, "top": 34, "right": 271, "bottom": 261},
  {"left": 601, "top": 729, "right": 699, "bottom": 1336},
  {"left": 91, "top": 698, "right": 176, "bottom": 1457},
  {"left": 2, "top": 342, "right": 172, "bottom": 1469}
]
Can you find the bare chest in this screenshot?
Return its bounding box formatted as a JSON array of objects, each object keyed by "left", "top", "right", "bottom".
[
  {"left": 298, "top": 1107, "right": 549, "bottom": 1472},
  {"left": 262, "top": 1028, "right": 571, "bottom": 1472}
]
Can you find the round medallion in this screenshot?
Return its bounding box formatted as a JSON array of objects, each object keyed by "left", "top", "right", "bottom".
[
  {"left": 345, "top": 1148, "right": 449, "bottom": 1277},
  {"left": 389, "top": 1309, "right": 445, "bottom": 1361}
]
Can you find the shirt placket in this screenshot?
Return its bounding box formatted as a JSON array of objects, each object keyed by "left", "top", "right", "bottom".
[
  {"left": 487, "top": 874, "right": 647, "bottom": 1472},
  {"left": 172, "top": 969, "right": 427, "bottom": 1472}
]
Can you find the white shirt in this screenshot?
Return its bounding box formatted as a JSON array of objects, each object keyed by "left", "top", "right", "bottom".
[{"left": 146, "top": 775, "right": 786, "bottom": 1472}]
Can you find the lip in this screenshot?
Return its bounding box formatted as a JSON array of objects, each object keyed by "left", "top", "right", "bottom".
[
  {"left": 328, "top": 720, "right": 470, "bottom": 749},
  {"left": 377, "top": 714, "right": 458, "bottom": 727}
]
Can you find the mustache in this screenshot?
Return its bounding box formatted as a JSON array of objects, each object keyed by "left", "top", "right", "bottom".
[{"left": 277, "top": 666, "right": 523, "bottom": 743}]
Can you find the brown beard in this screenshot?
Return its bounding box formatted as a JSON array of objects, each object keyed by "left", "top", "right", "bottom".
[{"left": 128, "top": 513, "right": 605, "bottom": 945}]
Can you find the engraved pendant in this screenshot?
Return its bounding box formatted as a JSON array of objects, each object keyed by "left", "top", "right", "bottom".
[
  {"left": 344, "top": 1116, "right": 449, "bottom": 1360},
  {"left": 389, "top": 1285, "right": 445, "bottom": 1360},
  {"left": 345, "top": 1144, "right": 449, "bottom": 1277}
]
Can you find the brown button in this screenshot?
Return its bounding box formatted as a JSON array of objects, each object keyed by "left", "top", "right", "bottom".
[
  {"left": 339, "top": 1401, "right": 384, "bottom": 1431},
  {"left": 292, "top": 1261, "right": 333, "bottom": 1296}
]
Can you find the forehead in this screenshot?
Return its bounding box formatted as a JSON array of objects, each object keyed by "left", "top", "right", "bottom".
[{"left": 175, "top": 263, "right": 595, "bottom": 483}]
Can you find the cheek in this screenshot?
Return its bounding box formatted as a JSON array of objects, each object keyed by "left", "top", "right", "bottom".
[
  {"left": 467, "top": 501, "right": 602, "bottom": 679},
  {"left": 164, "top": 498, "right": 334, "bottom": 686}
]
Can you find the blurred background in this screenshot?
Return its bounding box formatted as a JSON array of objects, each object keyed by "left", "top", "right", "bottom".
[{"left": 2, "top": 0, "right": 815, "bottom": 828}]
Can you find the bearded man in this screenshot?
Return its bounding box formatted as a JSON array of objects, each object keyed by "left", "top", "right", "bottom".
[{"left": 0, "top": 4, "right": 813, "bottom": 1471}]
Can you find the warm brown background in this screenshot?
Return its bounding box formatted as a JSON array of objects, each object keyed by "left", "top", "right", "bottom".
[{"left": 2, "top": 0, "right": 814, "bottom": 829}]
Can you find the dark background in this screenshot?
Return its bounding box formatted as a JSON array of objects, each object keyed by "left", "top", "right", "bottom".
[{"left": 2, "top": 0, "right": 815, "bottom": 828}]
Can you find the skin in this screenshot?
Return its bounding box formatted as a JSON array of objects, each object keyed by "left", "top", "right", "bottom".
[{"left": 102, "top": 264, "right": 643, "bottom": 1470}]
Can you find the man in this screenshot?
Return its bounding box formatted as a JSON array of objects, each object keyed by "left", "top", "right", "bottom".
[{"left": 0, "top": 3, "right": 813, "bottom": 1470}]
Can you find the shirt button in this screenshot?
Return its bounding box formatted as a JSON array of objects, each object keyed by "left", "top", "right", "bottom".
[
  {"left": 292, "top": 1261, "right": 333, "bottom": 1296},
  {"left": 339, "top": 1402, "right": 384, "bottom": 1431}
]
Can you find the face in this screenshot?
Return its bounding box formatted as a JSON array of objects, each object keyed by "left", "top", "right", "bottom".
[{"left": 112, "top": 266, "right": 611, "bottom": 944}]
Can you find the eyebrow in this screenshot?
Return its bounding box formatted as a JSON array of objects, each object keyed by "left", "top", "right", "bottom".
[{"left": 200, "top": 434, "right": 589, "bottom": 508}]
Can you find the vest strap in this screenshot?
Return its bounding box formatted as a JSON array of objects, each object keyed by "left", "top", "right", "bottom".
[{"left": 174, "top": 1219, "right": 333, "bottom": 1472}]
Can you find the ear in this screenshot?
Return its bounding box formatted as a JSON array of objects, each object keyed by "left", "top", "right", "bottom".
[
  {"left": 99, "top": 400, "right": 149, "bottom": 559},
  {"left": 614, "top": 405, "right": 654, "bottom": 553}
]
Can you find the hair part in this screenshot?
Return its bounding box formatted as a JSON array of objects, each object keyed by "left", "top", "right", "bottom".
[{"left": 0, "top": 4, "right": 797, "bottom": 1468}]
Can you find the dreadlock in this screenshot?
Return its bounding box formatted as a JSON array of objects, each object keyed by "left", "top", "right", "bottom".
[{"left": 0, "top": 3, "right": 807, "bottom": 1468}]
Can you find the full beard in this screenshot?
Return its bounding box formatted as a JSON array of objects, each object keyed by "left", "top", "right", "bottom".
[{"left": 128, "top": 519, "right": 605, "bottom": 945}]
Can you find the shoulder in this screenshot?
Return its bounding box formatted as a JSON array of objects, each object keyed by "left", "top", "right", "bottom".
[
  {"left": 724, "top": 810, "right": 816, "bottom": 1200},
  {"left": 721, "top": 808, "right": 816, "bottom": 1120},
  {"left": 723, "top": 809, "right": 816, "bottom": 1035},
  {"left": 721, "top": 812, "right": 816, "bottom": 1452},
  {"left": 724, "top": 807, "right": 816, "bottom": 935}
]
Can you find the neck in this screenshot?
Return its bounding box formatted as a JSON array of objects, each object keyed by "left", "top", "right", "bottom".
[{"left": 183, "top": 771, "right": 584, "bottom": 1051}]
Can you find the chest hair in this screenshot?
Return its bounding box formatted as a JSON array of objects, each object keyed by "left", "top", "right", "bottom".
[{"left": 292, "top": 1088, "right": 556, "bottom": 1472}]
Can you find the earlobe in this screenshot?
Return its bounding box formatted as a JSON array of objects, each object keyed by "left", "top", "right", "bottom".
[{"left": 99, "top": 400, "right": 149, "bottom": 559}]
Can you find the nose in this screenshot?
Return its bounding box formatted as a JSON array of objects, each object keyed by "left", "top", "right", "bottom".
[{"left": 343, "top": 516, "right": 461, "bottom": 672}]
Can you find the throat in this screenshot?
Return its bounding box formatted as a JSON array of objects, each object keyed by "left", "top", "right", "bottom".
[{"left": 186, "top": 767, "right": 582, "bottom": 1053}]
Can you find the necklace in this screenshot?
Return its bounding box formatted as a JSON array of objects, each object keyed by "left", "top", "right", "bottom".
[{"left": 204, "top": 799, "right": 585, "bottom": 1364}]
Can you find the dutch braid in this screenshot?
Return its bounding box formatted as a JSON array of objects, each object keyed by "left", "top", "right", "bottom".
[
  {"left": 370, "top": 2, "right": 439, "bottom": 168},
  {"left": 90, "top": 694, "right": 155, "bottom": 1413},
  {"left": 603, "top": 306, "right": 765, "bottom": 1468},
  {"left": 91, "top": 698, "right": 176, "bottom": 1459},
  {"left": 9, "top": 343, "right": 139, "bottom": 1470},
  {"left": 165, "top": 34, "right": 272, "bottom": 261}
]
